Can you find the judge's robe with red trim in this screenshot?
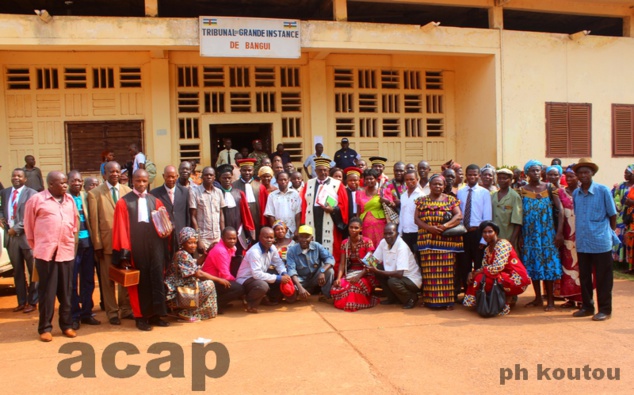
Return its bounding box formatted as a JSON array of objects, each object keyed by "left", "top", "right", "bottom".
[
  {"left": 112, "top": 192, "right": 168, "bottom": 319},
  {"left": 301, "top": 177, "right": 348, "bottom": 272},
  {"left": 220, "top": 187, "right": 255, "bottom": 275}
]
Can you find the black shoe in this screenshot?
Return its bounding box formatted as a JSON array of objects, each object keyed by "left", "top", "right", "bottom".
[
  {"left": 592, "top": 312, "right": 611, "bottom": 321},
  {"left": 572, "top": 309, "right": 594, "bottom": 318},
  {"left": 109, "top": 317, "right": 121, "bottom": 325},
  {"left": 81, "top": 316, "right": 101, "bottom": 325},
  {"left": 380, "top": 299, "right": 396, "bottom": 305},
  {"left": 135, "top": 318, "right": 152, "bottom": 331},
  {"left": 402, "top": 298, "right": 417, "bottom": 309},
  {"left": 72, "top": 320, "right": 81, "bottom": 330},
  {"left": 149, "top": 316, "right": 170, "bottom": 327},
  {"left": 121, "top": 313, "right": 135, "bottom": 320}
]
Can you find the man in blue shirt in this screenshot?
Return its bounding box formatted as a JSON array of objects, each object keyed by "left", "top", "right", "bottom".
[
  {"left": 456, "top": 164, "right": 492, "bottom": 300},
  {"left": 286, "top": 225, "right": 335, "bottom": 303},
  {"left": 572, "top": 158, "right": 617, "bottom": 321},
  {"left": 68, "top": 171, "right": 100, "bottom": 329}
]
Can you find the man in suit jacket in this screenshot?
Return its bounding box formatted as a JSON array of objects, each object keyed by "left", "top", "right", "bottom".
[
  {"left": 151, "top": 165, "right": 190, "bottom": 256},
  {"left": 0, "top": 168, "right": 38, "bottom": 312},
  {"left": 87, "top": 161, "right": 133, "bottom": 325}
]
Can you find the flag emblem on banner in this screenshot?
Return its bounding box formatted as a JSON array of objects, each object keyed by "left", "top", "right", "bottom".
[
  {"left": 283, "top": 21, "right": 298, "bottom": 29},
  {"left": 202, "top": 18, "right": 217, "bottom": 25}
]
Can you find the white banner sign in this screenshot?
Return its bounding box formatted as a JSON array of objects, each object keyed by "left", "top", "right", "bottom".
[{"left": 199, "top": 17, "right": 301, "bottom": 59}]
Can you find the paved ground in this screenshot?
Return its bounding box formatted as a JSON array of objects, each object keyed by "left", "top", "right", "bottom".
[{"left": 0, "top": 276, "right": 632, "bottom": 394}]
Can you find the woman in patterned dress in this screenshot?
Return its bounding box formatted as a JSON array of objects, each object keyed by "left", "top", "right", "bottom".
[
  {"left": 520, "top": 160, "right": 564, "bottom": 312},
  {"left": 463, "top": 221, "right": 531, "bottom": 316},
  {"left": 356, "top": 169, "right": 393, "bottom": 248},
  {"left": 165, "top": 227, "right": 221, "bottom": 322},
  {"left": 611, "top": 164, "right": 634, "bottom": 264},
  {"left": 331, "top": 217, "right": 379, "bottom": 312},
  {"left": 557, "top": 166, "right": 582, "bottom": 307},
  {"left": 415, "top": 174, "right": 463, "bottom": 310}
]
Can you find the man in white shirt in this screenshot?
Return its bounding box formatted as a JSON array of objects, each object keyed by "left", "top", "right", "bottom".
[
  {"left": 0, "top": 169, "right": 38, "bottom": 312},
  {"left": 455, "top": 164, "right": 492, "bottom": 299},
  {"left": 236, "top": 227, "right": 291, "bottom": 313},
  {"left": 398, "top": 170, "right": 425, "bottom": 257},
  {"left": 216, "top": 138, "right": 239, "bottom": 168},
  {"left": 303, "top": 143, "right": 335, "bottom": 179},
  {"left": 264, "top": 172, "right": 301, "bottom": 238},
  {"left": 368, "top": 223, "right": 422, "bottom": 309},
  {"left": 129, "top": 144, "right": 146, "bottom": 173}
]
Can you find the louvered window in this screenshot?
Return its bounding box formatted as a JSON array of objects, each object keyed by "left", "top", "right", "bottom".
[
  {"left": 546, "top": 102, "right": 591, "bottom": 157},
  {"left": 612, "top": 104, "right": 634, "bottom": 156}
]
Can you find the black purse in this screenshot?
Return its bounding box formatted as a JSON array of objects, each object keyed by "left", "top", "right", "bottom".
[
  {"left": 441, "top": 211, "right": 467, "bottom": 237},
  {"left": 547, "top": 184, "right": 560, "bottom": 230},
  {"left": 475, "top": 277, "right": 506, "bottom": 318}
]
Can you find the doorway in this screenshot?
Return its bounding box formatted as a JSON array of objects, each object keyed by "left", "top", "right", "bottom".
[{"left": 209, "top": 123, "right": 272, "bottom": 164}]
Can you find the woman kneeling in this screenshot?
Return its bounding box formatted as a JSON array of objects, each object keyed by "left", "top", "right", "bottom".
[{"left": 463, "top": 221, "right": 531, "bottom": 315}]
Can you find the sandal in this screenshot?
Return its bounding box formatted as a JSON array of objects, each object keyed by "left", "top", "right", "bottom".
[
  {"left": 560, "top": 300, "right": 576, "bottom": 308},
  {"left": 544, "top": 305, "right": 556, "bottom": 312},
  {"left": 524, "top": 299, "right": 543, "bottom": 308},
  {"left": 244, "top": 307, "right": 259, "bottom": 314}
]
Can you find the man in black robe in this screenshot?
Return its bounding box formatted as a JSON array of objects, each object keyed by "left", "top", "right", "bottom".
[{"left": 112, "top": 169, "right": 169, "bottom": 331}]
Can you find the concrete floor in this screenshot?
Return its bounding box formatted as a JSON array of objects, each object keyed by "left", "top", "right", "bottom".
[{"left": 0, "top": 276, "right": 632, "bottom": 394}]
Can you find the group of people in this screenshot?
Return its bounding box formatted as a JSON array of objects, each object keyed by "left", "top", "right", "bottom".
[{"left": 0, "top": 137, "right": 620, "bottom": 342}]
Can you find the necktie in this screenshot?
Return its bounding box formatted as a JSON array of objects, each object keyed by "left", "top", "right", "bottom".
[
  {"left": 11, "top": 189, "right": 18, "bottom": 221},
  {"left": 227, "top": 150, "right": 231, "bottom": 165},
  {"left": 111, "top": 187, "right": 118, "bottom": 203},
  {"left": 463, "top": 188, "right": 473, "bottom": 228},
  {"left": 168, "top": 189, "right": 174, "bottom": 204}
]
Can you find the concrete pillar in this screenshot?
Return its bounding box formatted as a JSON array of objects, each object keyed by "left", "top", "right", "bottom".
[
  {"left": 488, "top": 6, "right": 504, "bottom": 30},
  {"left": 333, "top": 0, "right": 348, "bottom": 22},
  {"left": 145, "top": 0, "right": 158, "bottom": 17},
  {"left": 148, "top": 54, "right": 173, "bottom": 172},
  {"left": 308, "top": 59, "right": 329, "bottom": 152},
  {"left": 624, "top": 10, "right": 634, "bottom": 38}
]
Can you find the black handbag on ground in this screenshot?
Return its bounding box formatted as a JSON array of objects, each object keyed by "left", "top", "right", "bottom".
[{"left": 475, "top": 277, "right": 506, "bottom": 318}]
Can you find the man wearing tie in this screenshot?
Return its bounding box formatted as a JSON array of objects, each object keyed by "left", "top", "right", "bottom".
[
  {"left": 0, "top": 168, "right": 39, "bottom": 313},
  {"left": 216, "top": 138, "right": 239, "bottom": 168},
  {"left": 87, "top": 161, "right": 133, "bottom": 325},
  {"left": 151, "top": 165, "right": 190, "bottom": 257},
  {"left": 455, "top": 164, "right": 492, "bottom": 300}
]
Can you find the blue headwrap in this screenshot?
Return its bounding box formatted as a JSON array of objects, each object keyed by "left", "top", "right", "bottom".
[
  {"left": 178, "top": 227, "right": 198, "bottom": 247},
  {"left": 524, "top": 160, "right": 542, "bottom": 175},
  {"left": 546, "top": 165, "right": 562, "bottom": 175},
  {"left": 626, "top": 164, "right": 634, "bottom": 174},
  {"left": 565, "top": 164, "right": 576, "bottom": 173},
  {"left": 480, "top": 163, "right": 495, "bottom": 175}
]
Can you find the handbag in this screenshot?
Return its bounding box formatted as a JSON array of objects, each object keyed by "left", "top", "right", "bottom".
[
  {"left": 475, "top": 277, "right": 506, "bottom": 318},
  {"left": 440, "top": 211, "right": 467, "bottom": 236},
  {"left": 380, "top": 188, "right": 400, "bottom": 225},
  {"left": 176, "top": 282, "right": 200, "bottom": 309}
]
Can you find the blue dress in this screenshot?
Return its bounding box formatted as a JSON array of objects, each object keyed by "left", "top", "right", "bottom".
[{"left": 520, "top": 188, "right": 562, "bottom": 281}]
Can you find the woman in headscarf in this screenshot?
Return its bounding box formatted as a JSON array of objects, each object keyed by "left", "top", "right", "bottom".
[
  {"left": 415, "top": 173, "right": 463, "bottom": 310},
  {"left": 611, "top": 164, "right": 634, "bottom": 265},
  {"left": 273, "top": 220, "right": 295, "bottom": 265},
  {"left": 520, "top": 160, "right": 564, "bottom": 312},
  {"left": 556, "top": 165, "right": 582, "bottom": 307},
  {"left": 258, "top": 165, "right": 277, "bottom": 227},
  {"left": 165, "top": 227, "right": 221, "bottom": 322},
  {"left": 480, "top": 164, "right": 498, "bottom": 192},
  {"left": 546, "top": 164, "right": 563, "bottom": 189}
]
